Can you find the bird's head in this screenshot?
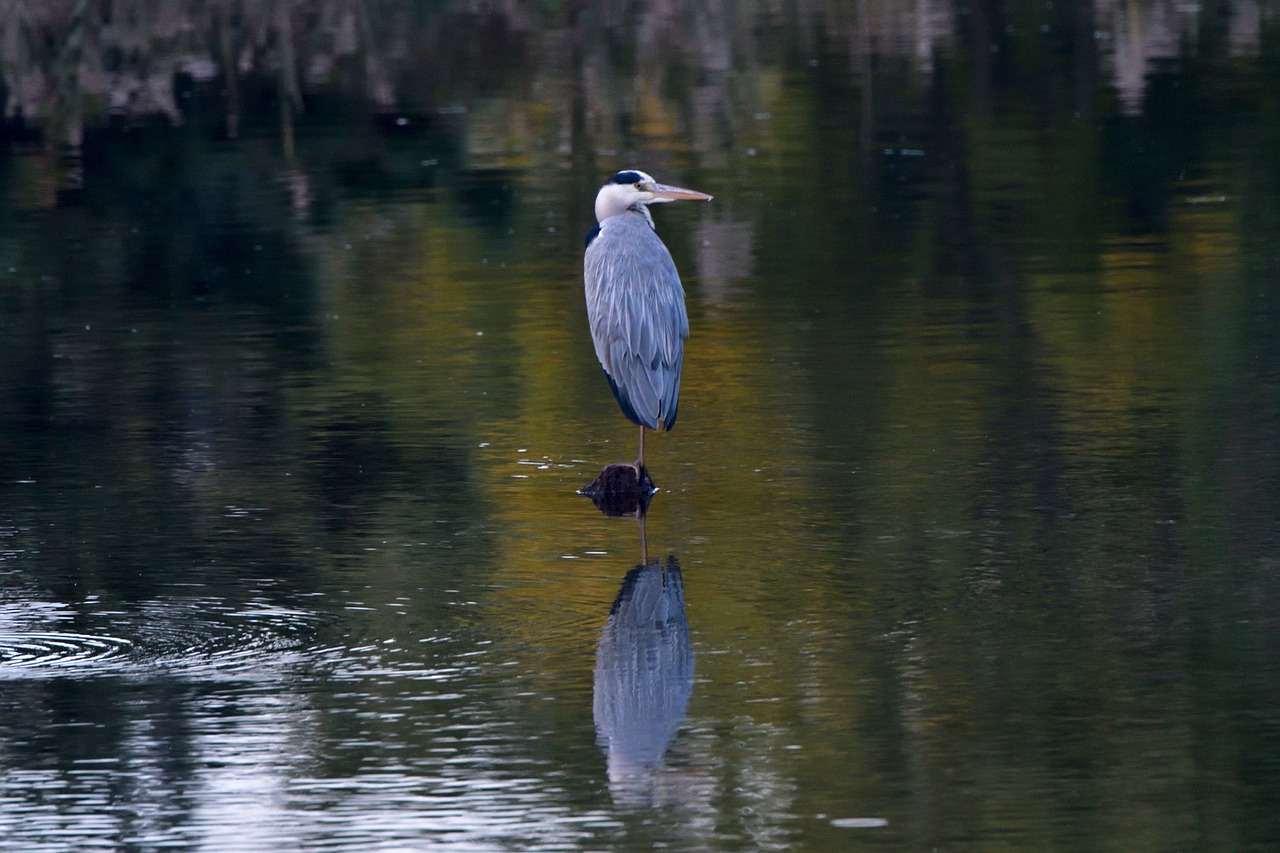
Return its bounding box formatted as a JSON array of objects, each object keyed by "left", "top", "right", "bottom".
[{"left": 594, "top": 170, "right": 712, "bottom": 224}]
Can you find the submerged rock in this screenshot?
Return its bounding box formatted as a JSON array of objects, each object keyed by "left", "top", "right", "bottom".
[{"left": 580, "top": 463, "right": 655, "bottom": 516}]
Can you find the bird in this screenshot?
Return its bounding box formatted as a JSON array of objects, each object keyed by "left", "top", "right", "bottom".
[{"left": 583, "top": 169, "right": 712, "bottom": 480}]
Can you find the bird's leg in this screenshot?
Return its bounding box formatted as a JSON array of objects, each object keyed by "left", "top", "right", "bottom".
[{"left": 630, "top": 426, "right": 654, "bottom": 492}]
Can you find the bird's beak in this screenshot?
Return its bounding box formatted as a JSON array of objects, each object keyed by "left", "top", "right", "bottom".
[{"left": 649, "top": 183, "right": 713, "bottom": 203}]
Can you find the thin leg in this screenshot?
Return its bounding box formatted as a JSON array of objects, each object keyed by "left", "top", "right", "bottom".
[{"left": 636, "top": 425, "right": 646, "bottom": 468}]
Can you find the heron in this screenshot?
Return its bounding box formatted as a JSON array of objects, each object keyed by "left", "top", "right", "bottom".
[{"left": 584, "top": 169, "right": 712, "bottom": 480}]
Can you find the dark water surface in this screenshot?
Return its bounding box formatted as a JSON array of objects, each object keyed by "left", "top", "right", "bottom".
[{"left": 2, "top": 3, "right": 1279, "bottom": 851}]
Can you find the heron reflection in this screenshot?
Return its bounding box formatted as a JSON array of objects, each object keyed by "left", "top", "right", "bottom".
[{"left": 593, "top": 554, "right": 693, "bottom": 806}]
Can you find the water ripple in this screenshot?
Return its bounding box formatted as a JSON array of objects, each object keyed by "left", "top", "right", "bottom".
[
  {"left": 0, "top": 631, "right": 134, "bottom": 668},
  {"left": 0, "top": 592, "right": 324, "bottom": 680}
]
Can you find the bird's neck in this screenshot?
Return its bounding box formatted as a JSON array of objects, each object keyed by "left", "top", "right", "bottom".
[{"left": 626, "top": 204, "right": 656, "bottom": 230}]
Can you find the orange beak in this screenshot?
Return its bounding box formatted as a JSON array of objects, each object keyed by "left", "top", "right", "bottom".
[{"left": 649, "top": 183, "right": 713, "bottom": 202}]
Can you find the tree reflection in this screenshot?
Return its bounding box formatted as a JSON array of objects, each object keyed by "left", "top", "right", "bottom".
[{"left": 4, "top": 0, "right": 1265, "bottom": 166}]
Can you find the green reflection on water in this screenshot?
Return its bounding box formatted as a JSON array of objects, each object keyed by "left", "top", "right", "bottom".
[{"left": 1, "top": 3, "right": 1279, "bottom": 852}]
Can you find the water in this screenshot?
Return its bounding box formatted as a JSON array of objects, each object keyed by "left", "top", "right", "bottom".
[{"left": 2, "top": 3, "right": 1279, "bottom": 851}]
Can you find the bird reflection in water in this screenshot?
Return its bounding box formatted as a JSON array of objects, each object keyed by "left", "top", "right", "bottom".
[{"left": 590, "top": 502, "right": 694, "bottom": 807}]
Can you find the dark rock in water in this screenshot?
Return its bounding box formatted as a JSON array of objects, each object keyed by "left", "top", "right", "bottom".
[
  {"left": 582, "top": 462, "right": 654, "bottom": 495},
  {"left": 580, "top": 463, "right": 655, "bottom": 516}
]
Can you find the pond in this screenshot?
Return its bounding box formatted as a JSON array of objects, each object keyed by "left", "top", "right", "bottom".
[{"left": 1, "top": 3, "right": 1278, "bottom": 851}]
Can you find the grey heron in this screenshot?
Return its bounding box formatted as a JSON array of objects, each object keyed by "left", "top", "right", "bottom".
[{"left": 584, "top": 169, "right": 712, "bottom": 477}]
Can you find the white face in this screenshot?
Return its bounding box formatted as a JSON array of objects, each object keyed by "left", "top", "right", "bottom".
[
  {"left": 594, "top": 171, "right": 663, "bottom": 222},
  {"left": 593, "top": 170, "right": 712, "bottom": 224}
]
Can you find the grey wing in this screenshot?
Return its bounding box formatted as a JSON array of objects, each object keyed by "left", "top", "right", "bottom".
[{"left": 584, "top": 218, "right": 689, "bottom": 431}]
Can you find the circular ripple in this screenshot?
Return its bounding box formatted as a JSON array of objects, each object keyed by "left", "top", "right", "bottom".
[
  {"left": 0, "top": 631, "right": 134, "bottom": 669},
  {"left": 0, "top": 592, "right": 326, "bottom": 679}
]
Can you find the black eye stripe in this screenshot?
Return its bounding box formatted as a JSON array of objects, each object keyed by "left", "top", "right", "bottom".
[{"left": 609, "top": 170, "right": 646, "bottom": 185}]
